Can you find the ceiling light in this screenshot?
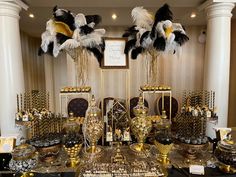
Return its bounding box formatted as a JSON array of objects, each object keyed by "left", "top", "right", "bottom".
[
  {"left": 112, "top": 14, "right": 117, "bottom": 20},
  {"left": 29, "top": 13, "right": 34, "bottom": 18},
  {"left": 190, "top": 12, "right": 196, "bottom": 18}
]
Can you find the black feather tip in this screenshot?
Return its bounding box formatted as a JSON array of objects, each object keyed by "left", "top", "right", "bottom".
[
  {"left": 86, "top": 47, "right": 103, "bottom": 66},
  {"left": 85, "top": 15, "right": 102, "bottom": 25},
  {"left": 153, "top": 36, "right": 166, "bottom": 51},
  {"left": 173, "top": 31, "right": 189, "bottom": 46},
  {"left": 53, "top": 7, "right": 75, "bottom": 31},
  {"left": 155, "top": 4, "right": 173, "bottom": 22},
  {"left": 131, "top": 47, "right": 144, "bottom": 59},
  {"left": 124, "top": 39, "right": 136, "bottom": 54}
]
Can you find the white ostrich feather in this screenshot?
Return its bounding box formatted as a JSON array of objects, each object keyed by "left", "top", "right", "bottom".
[
  {"left": 88, "top": 22, "right": 95, "bottom": 28},
  {"left": 53, "top": 38, "right": 60, "bottom": 57},
  {"left": 156, "top": 21, "right": 166, "bottom": 37},
  {"left": 172, "top": 23, "right": 186, "bottom": 34},
  {"left": 80, "top": 29, "right": 105, "bottom": 48},
  {"left": 131, "top": 7, "right": 153, "bottom": 30},
  {"left": 59, "top": 39, "right": 80, "bottom": 50},
  {"left": 46, "top": 19, "right": 56, "bottom": 35},
  {"left": 72, "top": 29, "right": 82, "bottom": 41},
  {"left": 41, "top": 31, "right": 55, "bottom": 52},
  {"left": 74, "top": 13, "right": 87, "bottom": 28},
  {"left": 141, "top": 34, "right": 153, "bottom": 49}
]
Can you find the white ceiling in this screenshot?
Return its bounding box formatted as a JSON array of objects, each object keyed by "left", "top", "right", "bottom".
[{"left": 19, "top": 0, "right": 235, "bottom": 37}]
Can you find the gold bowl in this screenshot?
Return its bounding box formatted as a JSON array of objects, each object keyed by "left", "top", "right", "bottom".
[{"left": 37, "top": 144, "right": 61, "bottom": 163}]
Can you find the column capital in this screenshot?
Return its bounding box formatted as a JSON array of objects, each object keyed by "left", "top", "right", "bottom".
[
  {"left": 199, "top": 0, "right": 235, "bottom": 20},
  {"left": 0, "top": 0, "right": 28, "bottom": 19}
]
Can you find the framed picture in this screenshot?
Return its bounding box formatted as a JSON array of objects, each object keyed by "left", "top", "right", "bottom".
[{"left": 102, "top": 38, "right": 128, "bottom": 69}]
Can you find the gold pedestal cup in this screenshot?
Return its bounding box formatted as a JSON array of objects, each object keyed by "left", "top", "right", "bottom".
[{"left": 154, "top": 140, "right": 173, "bottom": 165}]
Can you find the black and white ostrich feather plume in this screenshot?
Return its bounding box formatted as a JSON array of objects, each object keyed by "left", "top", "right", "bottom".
[
  {"left": 39, "top": 6, "right": 106, "bottom": 65},
  {"left": 124, "top": 3, "right": 189, "bottom": 59}
]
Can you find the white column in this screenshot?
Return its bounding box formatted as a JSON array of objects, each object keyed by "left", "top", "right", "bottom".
[
  {"left": 0, "top": 1, "right": 27, "bottom": 136},
  {"left": 202, "top": 2, "right": 235, "bottom": 137}
]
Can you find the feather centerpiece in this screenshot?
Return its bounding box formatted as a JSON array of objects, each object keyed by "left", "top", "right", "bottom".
[
  {"left": 39, "top": 6, "right": 106, "bottom": 85},
  {"left": 123, "top": 3, "right": 189, "bottom": 84}
]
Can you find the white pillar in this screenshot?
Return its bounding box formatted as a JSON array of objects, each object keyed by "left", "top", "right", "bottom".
[
  {"left": 202, "top": 2, "right": 235, "bottom": 137},
  {"left": 0, "top": 1, "right": 27, "bottom": 137}
]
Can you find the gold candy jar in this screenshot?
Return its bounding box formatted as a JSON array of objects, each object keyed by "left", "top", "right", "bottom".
[
  {"left": 83, "top": 95, "right": 103, "bottom": 156},
  {"left": 154, "top": 110, "right": 173, "bottom": 166},
  {"left": 63, "top": 113, "right": 83, "bottom": 167},
  {"left": 214, "top": 139, "right": 236, "bottom": 173},
  {"left": 130, "top": 95, "right": 152, "bottom": 155}
]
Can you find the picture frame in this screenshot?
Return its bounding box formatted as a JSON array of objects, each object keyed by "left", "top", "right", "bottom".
[{"left": 102, "top": 38, "right": 129, "bottom": 69}]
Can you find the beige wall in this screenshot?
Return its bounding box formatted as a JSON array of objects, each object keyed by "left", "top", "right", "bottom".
[
  {"left": 43, "top": 26, "right": 206, "bottom": 113},
  {"left": 228, "top": 20, "right": 236, "bottom": 127}
]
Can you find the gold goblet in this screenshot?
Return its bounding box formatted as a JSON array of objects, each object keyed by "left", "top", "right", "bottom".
[
  {"left": 64, "top": 144, "right": 82, "bottom": 167},
  {"left": 154, "top": 140, "right": 173, "bottom": 165}
]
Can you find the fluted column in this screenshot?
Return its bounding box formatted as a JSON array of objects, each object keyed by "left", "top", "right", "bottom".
[
  {"left": 0, "top": 1, "right": 27, "bottom": 136},
  {"left": 201, "top": 1, "right": 235, "bottom": 137}
]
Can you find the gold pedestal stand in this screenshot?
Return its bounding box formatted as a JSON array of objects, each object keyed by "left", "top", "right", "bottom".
[
  {"left": 154, "top": 140, "right": 173, "bottom": 166},
  {"left": 130, "top": 143, "right": 150, "bottom": 153},
  {"left": 64, "top": 144, "right": 82, "bottom": 168},
  {"left": 20, "top": 173, "right": 34, "bottom": 177}
]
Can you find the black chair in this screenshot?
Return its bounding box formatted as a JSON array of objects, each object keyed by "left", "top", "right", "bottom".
[
  {"left": 67, "top": 98, "right": 88, "bottom": 117},
  {"left": 155, "top": 96, "right": 178, "bottom": 119},
  {"left": 130, "top": 97, "right": 149, "bottom": 118}
]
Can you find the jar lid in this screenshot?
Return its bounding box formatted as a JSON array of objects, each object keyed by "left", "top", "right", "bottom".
[
  {"left": 12, "top": 144, "right": 36, "bottom": 160},
  {"left": 218, "top": 139, "right": 236, "bottom": 153}
]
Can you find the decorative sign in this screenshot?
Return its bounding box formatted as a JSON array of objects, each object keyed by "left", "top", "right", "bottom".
[{"left": 102, "top": 38, "right": 128, "bottom": 69}]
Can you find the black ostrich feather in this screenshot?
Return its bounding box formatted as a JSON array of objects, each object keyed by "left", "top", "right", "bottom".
[
  {"left": 151, "top": 4, "right": 173, "bottom": 38},
  {"left": 38, "top": 42, "right": 54, "bottom": 56},
  {"left": 122, "top": 26, "right": 138, "bottom": 38},
  {"left": 56, "top": 33, "right": 71, "bottom": 45},
  {"left": 153, "top": 36, "right": 166, "bottom": 51},
  {"left": 124, "top": 39, "right": 137, "bottom": 54},
  {"left": 85, "top": 15, "right": 102, "bottom": 26},
  {"left": 80, "top": 25, "right": 94, "bottom": 35},
  {"left": 131, "top": 47, "right": 144, "bottom": 59},
  {"left": 53, "top": 6, "right": 75, "bottom": 31},
  {"left": 86, "top": 47, "right": 103, "bottom": 66},
  {"left": 154, "top": 4, "right": 173, "bottom": 23},
  {"left": 140, "top": 31, "right": 150, "bottom": 45},
  {"left": 173, "top": 31, "right": 189, "bottom": 46}
]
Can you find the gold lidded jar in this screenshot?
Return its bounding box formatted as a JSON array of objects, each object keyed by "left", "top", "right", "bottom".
[
  {"left": 83, "top": 95, "right": 104, "bottom": 154},
  {"left": 214, "top": 139, "right": 236, "bottom": 173}
]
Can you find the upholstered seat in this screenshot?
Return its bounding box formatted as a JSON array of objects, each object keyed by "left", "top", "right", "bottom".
[
  {"left": 155, "top": 96, "right": 178, "bottom": 119},
  {"left": 67, "top": 98, "right": 88, "bottom": 117}
]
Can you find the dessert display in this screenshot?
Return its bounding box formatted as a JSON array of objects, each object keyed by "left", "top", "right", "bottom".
[
  {"left": 83, "top": 95, "right": 104, "bottom": 156},
  {"left": 63, "top": 113, "right": 83, "bottom": 167},
  {"left": 29, "top": 133, "right": 62, "bottom": 163},
  {"left": 215, "top": 139, "right": 236, "bottom": 173},
  {"left": 60, "top": 86, "right": 91, "bottom": 93},
  {"left": 154, "top": 110, "right": 173, "bottom": 165},
  {"left": 140, "top": 85, "right": 171, "bottom": 91},
  {"left": 130, "top": 95, "right": 152, "bottom": 156},
  {"left": 9, "top": 144, "right": 37, "bottom": 172}
]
